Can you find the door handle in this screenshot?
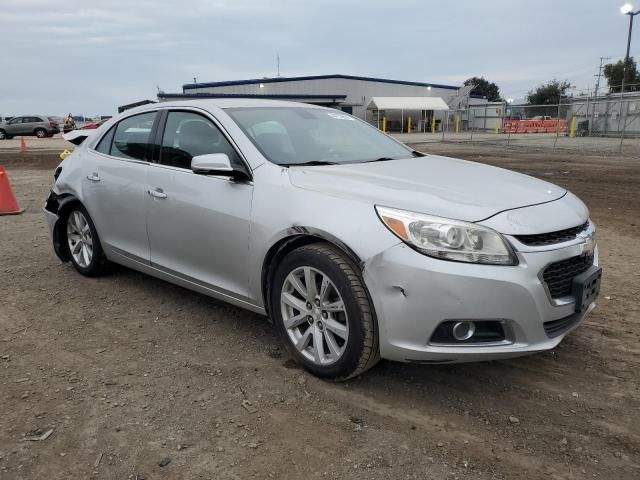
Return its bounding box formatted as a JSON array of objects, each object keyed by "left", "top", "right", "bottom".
[
  {"left": 147, "top": 188, "right": 167, "bottom": 199},
  {"left": 86, "top": 173, "right": 100, "bottom": 182}
]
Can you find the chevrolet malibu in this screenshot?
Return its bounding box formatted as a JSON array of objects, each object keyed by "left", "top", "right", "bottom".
[{"left": 44, "top": 100, "right": 601, "bottom": 380}]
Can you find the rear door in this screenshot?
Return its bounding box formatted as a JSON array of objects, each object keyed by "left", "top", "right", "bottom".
[
  {"left": 145, "top": 109, "right": 254, "bottom": 301},
  {"left": 82, "top": 111, "right": 159, "bottom": 264}
]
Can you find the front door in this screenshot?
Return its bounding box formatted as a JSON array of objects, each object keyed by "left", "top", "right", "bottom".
[
  {"left": 82, "top": 111, "right": 158, "bottom": 264},
  {"left": 6, "top": 117, "right": 26, "bottom": 136},
  {"left": 145, "top": 110, "right": 253, "bottom": 301}
]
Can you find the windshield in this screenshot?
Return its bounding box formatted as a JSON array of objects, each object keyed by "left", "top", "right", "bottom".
[{"left": 225, "top": 107, "right": 413, "bottom": 166}]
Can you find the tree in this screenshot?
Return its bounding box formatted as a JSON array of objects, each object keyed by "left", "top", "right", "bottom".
[
  {"left": 464, "top": 77, "right": 502, "bottom": 102},
  {"left": 603, "top": 57, "right": 640, "bottom": 93},
  {"left": 525, "top": 80, "right": 571, "bottom": 117},
  {"left": 526, "top": 80, "right": 571, "bottom": 105}
]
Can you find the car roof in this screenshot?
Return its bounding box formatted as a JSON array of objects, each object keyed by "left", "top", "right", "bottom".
[{"left": 128, "top": 98, "right": 327, "bottom": 115}]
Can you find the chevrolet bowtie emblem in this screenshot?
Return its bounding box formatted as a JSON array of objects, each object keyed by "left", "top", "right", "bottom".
[{"left": 577, "top": 231, "right": 596, "bottom": 257}]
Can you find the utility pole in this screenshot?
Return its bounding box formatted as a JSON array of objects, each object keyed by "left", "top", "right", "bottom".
[
  {"left": 590, "top": 56, "right": 610, "bottom": 135},
  {"left": 277, "top": 55, "right": 280, "bottom": 77}
]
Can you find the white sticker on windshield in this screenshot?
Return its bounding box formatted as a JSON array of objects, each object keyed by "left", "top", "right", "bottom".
[{"left": 327, "top": 112, "right": 354, "bottom": 121}]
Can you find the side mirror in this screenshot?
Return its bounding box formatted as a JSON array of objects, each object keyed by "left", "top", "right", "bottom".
[{"left": 191, "top": 153, "right": 233, "bottom": 175}]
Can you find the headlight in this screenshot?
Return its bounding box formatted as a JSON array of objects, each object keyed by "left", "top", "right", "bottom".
[{"left": 375, "top": 206, "right": 518, "bottom": 265}]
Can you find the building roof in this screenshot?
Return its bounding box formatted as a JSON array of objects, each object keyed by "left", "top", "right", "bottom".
[
  {"left": 117, "top": 99, "right": 156, "bottom": 113},
  {"left": 367, "top": 96, "right": 450, "bottom": 111},
  {"left": 183, "top": 74, "right": 459, "bottom": 91},
  {"left": 158, "top": 93, "right": 346, "bottom": 102}
]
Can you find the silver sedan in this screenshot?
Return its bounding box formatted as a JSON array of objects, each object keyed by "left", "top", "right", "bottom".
[{"left": 44, "top": 100, "right": 601, "bottom": 379}]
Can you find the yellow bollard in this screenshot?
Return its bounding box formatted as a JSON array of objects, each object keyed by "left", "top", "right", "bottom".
[
  {"left": 455, "top": 115, "right": 460, "bottom": 134},
  {"left": 407, "top": 116, "right": 412, "bottom": 133},
  {"left": 431, "top": 115, "right": 436, "bottom": 134},
  {"left": 59, "top": 149, "right": 73, "bottom": 160},
  {"left": 382, "top": 116, "right": 387, "bottom": 133},
  {"left": 569, "top": 116, "right": 577, "bottom": 138},
  {"left": 495, "top": 122, "right": 499, "bottom": 134}
]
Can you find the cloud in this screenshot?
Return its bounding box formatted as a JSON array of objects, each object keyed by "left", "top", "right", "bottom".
[{"left": 0, "top": 0, "right": 631, "bottom": 115}]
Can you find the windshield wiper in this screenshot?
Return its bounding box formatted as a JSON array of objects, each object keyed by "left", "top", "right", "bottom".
[
  {"left": 282, "top": 160, "right": 340, "bottom": 166},
  {"left": 364, "top": 157, "right": 395, "bottom": 163},
  {"left": 411, "top": 150, "right": 426, "bottom": 157}
]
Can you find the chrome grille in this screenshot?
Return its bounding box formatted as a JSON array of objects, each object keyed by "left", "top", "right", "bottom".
[{"left": 515, "top": 222, "right": 589, "bottom": 247}]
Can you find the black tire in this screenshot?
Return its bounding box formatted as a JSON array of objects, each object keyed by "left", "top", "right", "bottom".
[
  {"left": 0, "top": 129, "right": 6, "bottom": 140},
  {"left": 34, "top": 128, "right": 47, "bottom": 138},
  {"left": 270, "top": 243, "right": 380, "bottom": 380},
  {"left": 62, "top": 204, "right": 109, "bottom": 277}
]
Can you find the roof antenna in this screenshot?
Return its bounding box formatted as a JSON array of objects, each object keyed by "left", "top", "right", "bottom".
[{"left": 193, "top": 76, "right": 197, "bottom": 84}]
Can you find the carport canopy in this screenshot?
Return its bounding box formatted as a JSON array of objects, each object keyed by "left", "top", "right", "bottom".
[{"left": 366, "top": 96, "right": 449, "bottom": 111}]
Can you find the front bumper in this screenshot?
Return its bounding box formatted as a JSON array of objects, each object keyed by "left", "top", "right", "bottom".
[{"left": 363, "top": 239, "right": 598, "bottom": 363}]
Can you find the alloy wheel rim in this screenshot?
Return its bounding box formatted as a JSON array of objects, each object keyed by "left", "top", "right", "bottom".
[
  {"left": 280, "top": 266, "right": 349, "bottom": 366},
  {"left": 36, "top": 130, "right": 46, "bottom": 138},
  {"left": 66, "top": 211, "right": 93, "bottom": 268}
]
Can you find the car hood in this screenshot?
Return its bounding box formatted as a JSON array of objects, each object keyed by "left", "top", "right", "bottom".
[{"left": 287, "top": 155, "right": 566, "bottom": 222}]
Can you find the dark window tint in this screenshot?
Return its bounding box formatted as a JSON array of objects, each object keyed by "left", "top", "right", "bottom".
[
  {"left": 160, "top": 111, "right": 243, "bottom": 170},
  {"left": 8, "top": 117, "right": 22, "bottom": 124},
  {"left": 95, "top": 126, "right": 115, "bottom": 155},
  {"left": 111, "top": 112, "right": 156, "bottom": 161},
  {"left": 32, "top": 117, "right": 44, "bottom": 123}
]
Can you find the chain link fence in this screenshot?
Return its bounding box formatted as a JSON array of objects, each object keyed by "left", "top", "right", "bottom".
[{"left": 389, "top": 98, "right": 640, "bottom": 156}]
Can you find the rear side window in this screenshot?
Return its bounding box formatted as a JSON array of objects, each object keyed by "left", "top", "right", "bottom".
[
  {"left": 159, "top": 111, "right": 243, "bottom": 170},
  {"left": 111, "top": 112, "right": 156, "bottom": 161},
  {"left": 95, "top": 126, "right": 115, "bottom": 155}
]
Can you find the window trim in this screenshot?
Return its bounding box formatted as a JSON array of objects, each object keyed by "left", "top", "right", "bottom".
[{"left": 153, "top": 107, "right": 253, "bottom": 180}]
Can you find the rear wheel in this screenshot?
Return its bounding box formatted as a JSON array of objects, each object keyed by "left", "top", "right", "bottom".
[
  {"left": 0, "top": 129, "right": 6, "bottom": 140},
  {"left": 63, "top": 204, "right": 109, "bottom": 276},
  {"left": 35, "top": 128, "right": 47, "bottom": 138},
  {"left": 271, "top": 243, "right": 379, "bottom": 380}
]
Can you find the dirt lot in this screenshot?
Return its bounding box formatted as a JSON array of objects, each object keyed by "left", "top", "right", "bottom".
[{"left": 1, "top": 145, "right": 639, "bottom": 479}]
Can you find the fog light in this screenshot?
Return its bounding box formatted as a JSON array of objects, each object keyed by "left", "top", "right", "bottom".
[{"left": 451, "top": 321, "right": 476, "bottom": 341}]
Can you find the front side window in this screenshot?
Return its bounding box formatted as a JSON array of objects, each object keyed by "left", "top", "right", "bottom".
[
  {"left": 225, "top": 107, "right": 412, "bottom": 166},
  {"left": 9, "top": 117, "right": 22, "bottom": 124},
  {"left": 111, "top": 112, "right": 156, "bottom": 161},
  {"left": 160, "top": 111, "right": 243, "bottom": 170}
]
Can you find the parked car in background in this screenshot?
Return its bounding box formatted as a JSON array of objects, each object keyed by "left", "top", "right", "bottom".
[
  {"left": 80, "top": 119, "right": 107, "bottom": 130},
  {"left": 0, "top": 116, "right": 60, "bottom": 139},
  {"left": 44, "top": 99, "right": 601, "bottom": 380}
]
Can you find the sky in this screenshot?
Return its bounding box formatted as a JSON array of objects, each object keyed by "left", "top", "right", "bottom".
[{"left": 0, "top": 0, "right": 635, "bottom": 117}]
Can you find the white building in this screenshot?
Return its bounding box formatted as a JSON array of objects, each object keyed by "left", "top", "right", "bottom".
[{"left": 159, "top": 74, "right": 471, "bottom": 132}]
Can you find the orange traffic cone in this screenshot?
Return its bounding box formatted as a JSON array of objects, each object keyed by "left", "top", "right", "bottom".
[
  {"left": 20, "top": 136, "right": 28, "bottom": 153},
  {"left": 0, "top": 166, "right": 24, "bottom": 215}
]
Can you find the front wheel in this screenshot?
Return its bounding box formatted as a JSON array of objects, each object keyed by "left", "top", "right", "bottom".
[
  {"left": 63, "top": 204, "right": 109, "bottom": 276},
  {"left": 0, "top": 129, "right": 6, "bottom": 140},
  {"left": 271, "top": 243, "right": 379, "bottom": 380}
]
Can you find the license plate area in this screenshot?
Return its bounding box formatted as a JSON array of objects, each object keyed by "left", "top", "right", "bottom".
[{"left": 572, "top": 266, "right": 602, "bottom": 313}]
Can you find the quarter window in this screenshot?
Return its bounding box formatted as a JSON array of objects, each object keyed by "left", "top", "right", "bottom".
[
  {"left": 95, "top": 126, "right": 115, "bottom": 155},
  {"left": 111, "top": 112, "right": 156, "bottom": 161},
  {"left": 160, "top": 111, "right": 243, "bottom": 170}
]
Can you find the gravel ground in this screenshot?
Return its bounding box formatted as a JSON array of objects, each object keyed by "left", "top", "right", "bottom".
[{"left": 0, "top": 145, "right": 639, "bottom": 480}]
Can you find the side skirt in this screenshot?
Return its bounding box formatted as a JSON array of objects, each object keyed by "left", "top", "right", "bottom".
[{"left": 106, "top": 247, "right": 267, "bottom": 316}]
